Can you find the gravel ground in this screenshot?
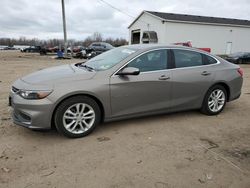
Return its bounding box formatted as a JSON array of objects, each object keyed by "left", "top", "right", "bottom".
[{"left": 0, "top": 51, "right": 250, "bottom": 188}]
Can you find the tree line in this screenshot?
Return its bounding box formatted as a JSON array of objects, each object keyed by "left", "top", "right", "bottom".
[{"left": 0, "top": 32, "right": 128, "bottom": 47}]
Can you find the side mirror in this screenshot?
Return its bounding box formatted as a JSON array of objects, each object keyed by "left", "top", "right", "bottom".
[{"left": 116, "top": 67, "right": 140, "bottom": 76}]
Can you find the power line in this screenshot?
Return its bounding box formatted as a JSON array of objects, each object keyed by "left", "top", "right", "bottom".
[
  {"left": 98, "top": 0, "right": 136, "bottom": 19},
  {"left": 98, "top": 0, "right": 155, "bottom": 29}
]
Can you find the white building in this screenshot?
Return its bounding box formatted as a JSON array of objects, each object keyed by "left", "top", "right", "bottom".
[{"left": 128, "top": 11, "right": 250, "bottom": 54}]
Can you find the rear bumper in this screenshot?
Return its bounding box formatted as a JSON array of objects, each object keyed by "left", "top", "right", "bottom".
[
  {"left": 228, "top": 76, "right": 243, "bottom": 102},
  {"left": 229, "top": 91, "right": 241, "bottom": 102},
  {"left": 9, "top": 92, "right": 54, "bottom": 130}
]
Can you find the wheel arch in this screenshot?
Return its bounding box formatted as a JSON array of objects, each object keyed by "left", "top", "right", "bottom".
[
  {"left": 51, "top": 93, "right": 105, "bottom": 129},
  {"left": 208, "top": 82, "right": 231, "bottom": 101}
]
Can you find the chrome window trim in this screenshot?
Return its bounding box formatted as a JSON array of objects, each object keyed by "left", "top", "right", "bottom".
[{"left": 111, "top": 47, "right": 220, "bottom": 77}]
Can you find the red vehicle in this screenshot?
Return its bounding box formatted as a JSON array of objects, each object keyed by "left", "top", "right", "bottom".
[{"left": 174, "top": 41, "right": 211, "bottom": 53}]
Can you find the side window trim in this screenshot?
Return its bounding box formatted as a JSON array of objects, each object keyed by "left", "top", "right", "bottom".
[
  {"left": 112, "top": 48, "right": 220, "bottom": 77},
  {"left": 169, "top": 49, "right": 176, "bottom": 69},
  {"left": 167, "top": 49, "right": 175, "bottom": 69},
  {"left": 202, "top": 54, "right": 207, "bottom": 65}
]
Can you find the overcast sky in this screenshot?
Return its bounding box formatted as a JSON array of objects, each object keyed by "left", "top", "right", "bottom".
[{"left": 0, "top": 0, "right": 250, "bottom": 40}]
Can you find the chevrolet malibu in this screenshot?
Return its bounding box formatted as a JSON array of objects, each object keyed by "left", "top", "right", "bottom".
[{"left": 10, "top": 45, "right": 243, "bottom": 138}]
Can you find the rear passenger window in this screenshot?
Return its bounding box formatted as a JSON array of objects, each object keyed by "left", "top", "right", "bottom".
[
  {"left": 173, "top": 49, "right": 203, "bottom": 68},
  {"left": 204, "top": 55, "right": 217, "bottom": 65}
]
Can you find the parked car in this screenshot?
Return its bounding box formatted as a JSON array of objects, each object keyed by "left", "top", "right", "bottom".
[
  {"left": 225, "top": 52, "right": 250, "bottom": 64},
  {"left": 41, "top": 46, "right": 71, "bottom": 54},
  {"left": 3, "top": 46, "right": 16, "bottom": 50},
  {"left": 39, "top": 47, "right": 54, "bottom": 55},
  {"left": 21, "top": 46, "right": 42, "bottom": 53},
  {"left": 46, "top": 46, "right": 59, "bottom": 53},
  {"left": 75, "top": 48, "right": 97, "bottom": 59},
  {"left": 72, "top": 46, "right": 85, "bottom": 53},
  {"left": 74, "top": 42, "right": 114, "bottom": 59},
  {"left": 10, "top": 45, "right": 243, "bottom": 138},
  {"left": 75, "top": 47, "right": 101, "bottom": 59},
  {"left": 89, "top": 42, "right": 114, "bottom": 53}
]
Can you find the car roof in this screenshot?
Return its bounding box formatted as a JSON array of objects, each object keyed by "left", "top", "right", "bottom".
[
  {"left": 122, "top": 44, "right": 217, "bottom": 59},
  {"left": 124, "top": 44, "right": 201, "bottom": 51},
  {"left": 91, "top": 42, "right": 110, "bottom": 45}
]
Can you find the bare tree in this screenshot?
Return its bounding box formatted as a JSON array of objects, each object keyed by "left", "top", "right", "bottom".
[
  {"left": 0, "top": 32, "right": 128, "bottom": 47},
  {"left": 92, "top": 32, "right": 103, "bottom": 42}
]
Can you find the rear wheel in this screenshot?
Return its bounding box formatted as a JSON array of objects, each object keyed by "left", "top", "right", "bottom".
[
  {"left": 54, "top": 96, "right": 101, "bottom": 138},
  {"left": 201, "top": 85, "right": 227, "bottom": 115}
]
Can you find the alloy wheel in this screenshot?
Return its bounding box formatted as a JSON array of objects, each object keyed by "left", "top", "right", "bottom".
[
  {"left": 208, "top": 89, "right": 226, "bottom": 113},
  {"left": 63, "top": 103, "right": 95, "bottom": 134}
]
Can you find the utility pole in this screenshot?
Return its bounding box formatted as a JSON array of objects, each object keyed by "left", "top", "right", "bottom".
[{"left": 61, "top": 0, "right": 67, "bottom": 57}]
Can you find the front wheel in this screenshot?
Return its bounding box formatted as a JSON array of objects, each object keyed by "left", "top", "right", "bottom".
[
  {"left": 201, "top": 85, "right": 227, "bottom": 115},
  {"left": 54, "top": 96, "right": 101, "bottom": 138}
]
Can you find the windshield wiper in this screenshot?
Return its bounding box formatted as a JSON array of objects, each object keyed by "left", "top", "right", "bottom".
[{"left": 79, "top": 64, "right": 95, "bottom": 72}]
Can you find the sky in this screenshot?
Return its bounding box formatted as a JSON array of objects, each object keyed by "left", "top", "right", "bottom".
[{"left": 0, "top": 0, "right": 250, "bottom": 40}]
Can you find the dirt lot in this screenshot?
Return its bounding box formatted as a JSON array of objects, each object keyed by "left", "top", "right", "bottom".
[{"left": 0, "top": 51, "right": 249, "bottom": 188}]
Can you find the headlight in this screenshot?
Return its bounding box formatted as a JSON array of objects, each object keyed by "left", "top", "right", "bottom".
[{"left": 18, "top": 90, "right": 52, "bottom": 100}]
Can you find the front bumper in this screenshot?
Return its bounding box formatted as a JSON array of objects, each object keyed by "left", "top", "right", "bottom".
[{"left": 9, "top": 91, "right": 54, "bottom": 130}]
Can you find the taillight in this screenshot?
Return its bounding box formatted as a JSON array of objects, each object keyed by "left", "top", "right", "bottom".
[{"left": 237, "top": 68, "right": 243, "bottom": 77}]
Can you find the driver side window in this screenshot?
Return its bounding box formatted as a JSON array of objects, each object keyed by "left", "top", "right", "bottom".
[{"left": 127, "top": 49, "right": 168, "bottom": 72}]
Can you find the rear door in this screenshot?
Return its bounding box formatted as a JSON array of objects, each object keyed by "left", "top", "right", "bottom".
[
  {"left": 170, "top": 49, "right": 217, "bottom": 111},
  {"left": 110, "top": 49, "right": 172, "bottom": 117}
]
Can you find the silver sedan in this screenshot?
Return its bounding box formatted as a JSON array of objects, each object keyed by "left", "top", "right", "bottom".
[{"left": 10, "top": 45, "right": 243, "bottom": 138}]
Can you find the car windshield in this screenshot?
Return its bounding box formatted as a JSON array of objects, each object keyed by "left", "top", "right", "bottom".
[{"left": 82, "top": 47, "right": 137, "bottom": 71}]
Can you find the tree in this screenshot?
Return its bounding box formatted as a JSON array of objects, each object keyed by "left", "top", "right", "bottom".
[
  {"left": 92, "top": 32, "right": 103, "bottom": 42},
  {"left": 0, "top": 32, "right": 128, "bottom": 47}
]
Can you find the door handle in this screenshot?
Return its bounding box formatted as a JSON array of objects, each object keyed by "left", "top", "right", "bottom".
[
  {"left": 201, "top": 71, "right": 211, "bottom": 76},
  {"left": 158, "top": 75, "right": 170, "bottom": 80}
]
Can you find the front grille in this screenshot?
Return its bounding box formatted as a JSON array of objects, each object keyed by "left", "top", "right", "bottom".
[{"left": 12, "top": 86, "right": 19, "bottom": 93}]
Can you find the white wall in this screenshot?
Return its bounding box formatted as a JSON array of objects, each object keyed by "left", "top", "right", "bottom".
[
  {"left": 129, "top": 12, "right": 250, "bottom": 54},
  {"left": 164, "top": 22, "right": 250, "bottom": 54},
  {"left": 129, "top": 13, "right": 166, "bottom": 45}
]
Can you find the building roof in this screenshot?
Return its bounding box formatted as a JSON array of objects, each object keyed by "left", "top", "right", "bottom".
[{"left": 128, "top": 10, "right": 250, "bottom": 28}]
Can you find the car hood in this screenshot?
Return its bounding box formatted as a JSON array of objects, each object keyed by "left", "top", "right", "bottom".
[{"left": 20, "top": 64, "right": 96, "bottom": 87}]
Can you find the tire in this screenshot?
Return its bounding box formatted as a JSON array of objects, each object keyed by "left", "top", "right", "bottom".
[
  {"left": 238, "top": 59, "right": 243, "bottom": 64},
  {"left": 201, "top": 85, "right": 227, "bottom": 115},
  {"left": 54, "top": 96, "right": 101, "bottom": 138}
]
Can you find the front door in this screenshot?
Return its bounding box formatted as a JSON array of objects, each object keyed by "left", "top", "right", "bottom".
[{"left": 110, "top": 49, "right": 172, "bottom": 117}]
